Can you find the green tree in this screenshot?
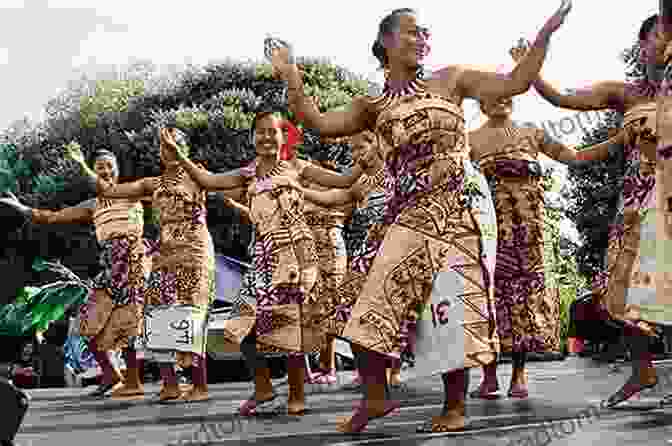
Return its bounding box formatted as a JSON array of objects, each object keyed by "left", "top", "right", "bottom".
[{"left": 0, "top": 56, "right": 378, "bottom": 303}]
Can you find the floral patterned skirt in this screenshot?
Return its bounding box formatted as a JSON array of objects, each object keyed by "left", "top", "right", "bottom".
[
  {"left": 221, "top": 231, "right": 322, "bottom": 354},
  {"left": 309, "top": 223, "right": 348, "bottom": 337},
  {"left": 144, "top": 230, "right": 215, "bottom": 366},
  {"left": 341, "top": 159, "right": 499, "bottom": 373},
  {"left": 490, "top": 176, "right": 560, "bottom": 353},
  {"left": 79, "top": 234, "right": 145, "bottom": 351}
]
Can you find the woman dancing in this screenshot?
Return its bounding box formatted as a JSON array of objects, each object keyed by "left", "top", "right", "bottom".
[
  {"left": 468, "top": 96, "right": 618, "bottom": 399},
  {"left": 270, "top": 2, "right": 571, "bottom": 432},
  {"left": 166, "top": 111, "right": 322, "bottom": 415},
  {"left": 276, "top": 131, "right": 405, "bottom": 388},
  {"left": 0, "top": 148, "right": 147, "bottom": 399},
  {"left": 96, "top": 128, "right": 215, "bottom": 402},
  {"left": 510, "top": 12, "right": 668, "bottom": 408},
  {"left": 299, "top": 158, "right": 353, "bottom": 385}
]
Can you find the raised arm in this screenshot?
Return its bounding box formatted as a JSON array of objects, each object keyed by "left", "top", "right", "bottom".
[
  {"left": 162, "top": 130, "right": 245, "bottom": 190},
  {"left": 208, "top": 192, "right": 252, "bottom": 221},
  {"left": 297, "top": 159, "right": 364, "bottom": 188},
  {"left": 0, "top": 192, "right": 94, "bottom": 225},
  {"left": 547, "top": 129, "right": 624, "bottom": 166},
  {"left": 449, "top": 1, "right": 571, "bottom": 101},
  {"left": 271, "top": 175, "right": 355, "bottom": 207},
  {"left": 271, "top": 46, "right": 373, "bottom": 138},
  {"left": 98, "top": 177, "right": 157, "bottom": 199},
  {"left": 509, "top": 40, "right": 623, "bottom": 110}
]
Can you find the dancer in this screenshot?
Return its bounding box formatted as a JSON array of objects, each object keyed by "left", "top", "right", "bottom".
[
  {"left": 271, "top": 2, "right": 571, "bottom": 432},
  {"left": 300, "top": 158, "right": 353, "bottom": 385},
  {"left": 468, "top": 96, "right": 619, "bottom": 399},
  {"left": 510, "top": 13, "right": 666, "bottom": 408},
  {"left": 656, "top": 11, "right": 672, "bottom": 406},
  {"left": 96, "top": 128, "right": 215, "bottom": 402},
  {"left": 276, "top": 131, "right": 405, "bottom": 388},
  {"left": 0, "top": 148, "right": 147, "bottom": 398},
  {"left": 167, "top": 111, "right": 322, "bottom": 415}
]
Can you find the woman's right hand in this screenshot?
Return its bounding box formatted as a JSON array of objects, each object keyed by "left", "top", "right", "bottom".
[
  {"left": 509, "top": 38, "right": 529, "bottom": 63},
  {"left": 65, "top": 141, "right": 85, "bottom": 165}
]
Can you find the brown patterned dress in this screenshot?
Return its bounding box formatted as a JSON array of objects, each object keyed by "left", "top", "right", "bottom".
[
  {"left": 331, "top": 169, "right": 388, "bottom": 338},
  {"left": 78, "top": 198, "right": 146, "bottom": 352},
  {"left": 341, "top": 83, "right": 500, "bottom": 372},
  {"left": 593, "top": 102, "right": 658, "bottom": 327},
  {"left": 144, "top": 167, "right": 215, "bottom": 367},
  {"left": 222, "top": 161, "right": 322, "bottom": 354},
  {"left": 302, "top": 179, "right": 352, "bottom": 336},
  {"left": 469, "top": 123, "right": 561, "bottom": 353}
]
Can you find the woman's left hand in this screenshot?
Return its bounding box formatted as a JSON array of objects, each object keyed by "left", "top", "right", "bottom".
[{"left": 160, "top": 128, "right": 187, "bottom": 159}]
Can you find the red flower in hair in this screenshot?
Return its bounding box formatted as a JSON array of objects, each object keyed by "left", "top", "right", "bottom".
[{"left": 279, "top": 120, "right": 302, "bottom": 160}]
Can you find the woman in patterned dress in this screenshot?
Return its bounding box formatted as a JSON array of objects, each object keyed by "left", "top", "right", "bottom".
[
  {"left": 0, "top": 149, "right": 148, "bottom": 399},
  {"left": 167, "top": 111, "right": 323, "bottom": 415},
  {"left": 299, "top": 158, "right": 353, "bottom": 385},
  {"left": 468, "top": 97, "right": 614, "bottom": 399},
  {"left": 654, "top": 13, "right": 672, "bottom": 406},
  {"left": 96, "top": 128, "right": 215, "bottom": 402},
  {"left": 510, "top": 14, "right": 669, "bottom": 408},
  {"left": 277, "top": 131, "right": 405, "bottom": 388},
  {"left": 271, "top": 3, "right": 571, "bottom": 433}
]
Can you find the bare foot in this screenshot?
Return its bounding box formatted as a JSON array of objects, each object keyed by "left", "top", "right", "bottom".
[
  {"left": 389, "top": 373, "right": 402, "bottom": 387},
  {"left": 335, "top": 401, "right": 397, "bottom": 433},
  {"left": 159, "top": 385, "right": 181, "bottom": 401},
  {"left": 427, "top": 413, "right": 465, "bottom": 432},
  {"left": 254, "top": 390, "right": 276, "bottom": 402},
  {"left": 179, "top": 386, "right": 209, "bottom": 402},
  {"left": 287, "top": 400, "right": 305, "bottom": 415},
  {"left": 111, "top": 383, "right": 145, "bottom": 399}
]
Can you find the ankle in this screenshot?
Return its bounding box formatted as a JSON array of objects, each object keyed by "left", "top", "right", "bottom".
[{"left": 443, "top": 399, "right": 465, "bottom": 415}]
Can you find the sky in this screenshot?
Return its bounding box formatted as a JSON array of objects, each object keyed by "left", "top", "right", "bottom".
[{"left": 0, "top": 0, "right": 659, "bottom": 240}]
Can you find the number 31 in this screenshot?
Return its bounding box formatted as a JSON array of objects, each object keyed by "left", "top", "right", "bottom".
[{"left": 429, "top": 300, "right": 450, "bottom": 326}]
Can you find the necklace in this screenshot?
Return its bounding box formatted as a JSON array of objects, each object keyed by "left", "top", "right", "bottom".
[{"left": 382, "top": 68, "right": 426, "bottom": 97}]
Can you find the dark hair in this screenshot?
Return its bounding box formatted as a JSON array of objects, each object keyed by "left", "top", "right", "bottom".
[
  {"left": 93, "top": 149, "right": 116, "bottom": 160},
  {"left": 639, "top": 14, "right": 658, "bottom": 41},
  {"left": 371, "top": 8, "right": 416, "bottom": 69}
]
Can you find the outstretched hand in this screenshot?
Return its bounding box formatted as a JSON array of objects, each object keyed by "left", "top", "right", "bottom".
[
  {"left": 65, "top": 141, "right": 85, "bottom": 165},
  {"left": 509, "top": 38, "right": 530, "bottom": 63},
  {"left": 160, "top": 128, "right": 189, "bottom": 160}
]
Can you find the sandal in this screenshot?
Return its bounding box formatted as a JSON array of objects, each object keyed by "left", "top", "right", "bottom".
[
  {"left": 336, "top": 399, "right": 400, "bottom": 433},
  {"left": 601, "top": 377, "right": 658, "bottom": 408},
  {"left": 239, "top": 393, "right": 279, "bottom": 416}
]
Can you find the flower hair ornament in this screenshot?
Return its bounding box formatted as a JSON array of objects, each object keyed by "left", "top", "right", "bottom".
[{"left": 279, "top": 120, "right": 302, "bottom": 161}]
